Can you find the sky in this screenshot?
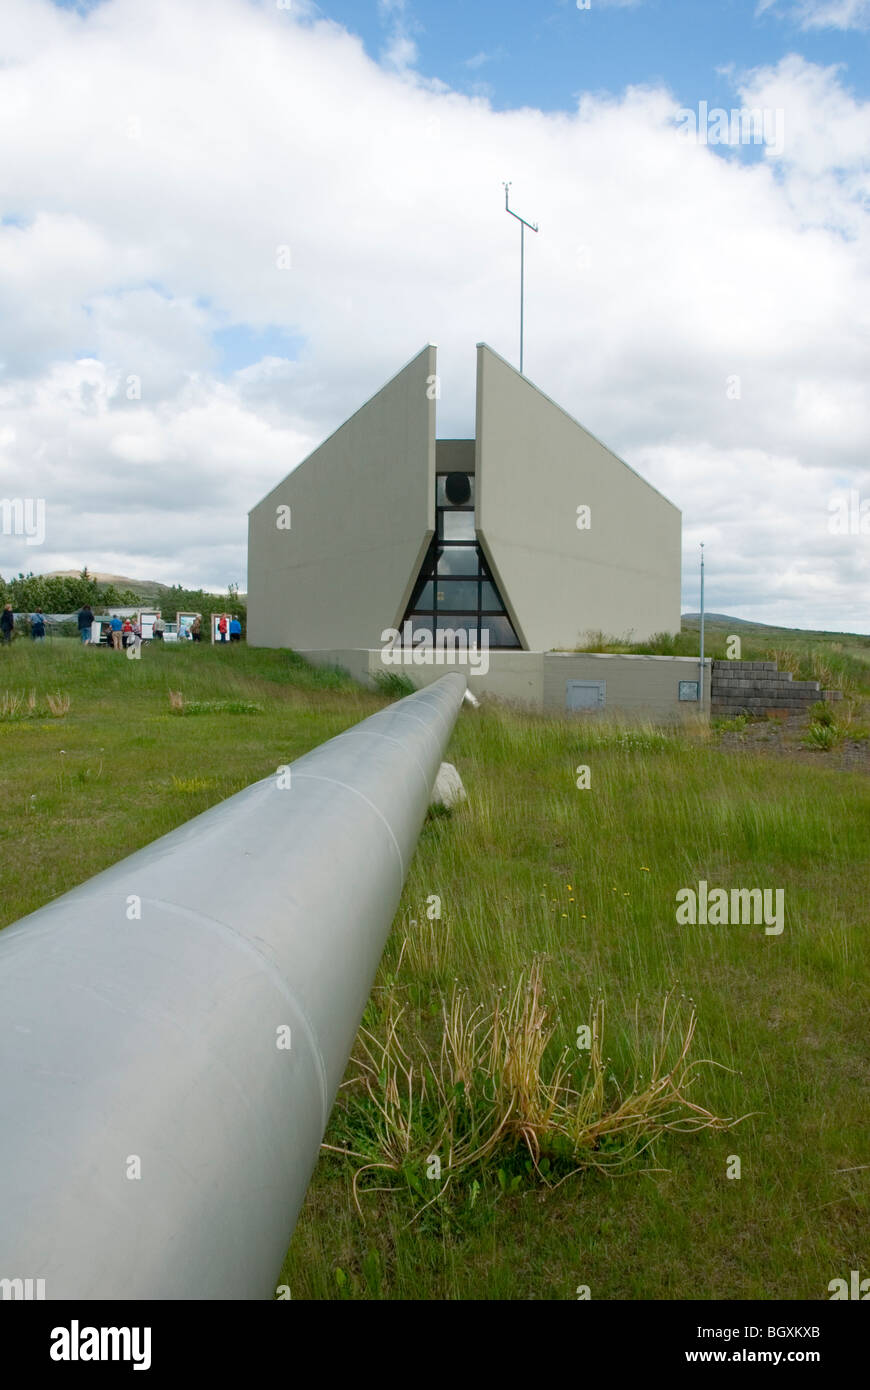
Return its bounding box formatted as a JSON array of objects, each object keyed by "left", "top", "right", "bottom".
[{"left": 1, "top": 0, "right": 868, "bottom": 629}]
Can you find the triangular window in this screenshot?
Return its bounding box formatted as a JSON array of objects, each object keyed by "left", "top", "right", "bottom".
[{"left": 400, "top": 471, "right": 521, "bottom": 649}]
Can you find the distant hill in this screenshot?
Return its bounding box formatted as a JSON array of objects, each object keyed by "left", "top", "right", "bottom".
[
  {"left": 682, "top": 613, "right": 869, "bottom": 642},
  {"left": 44, "top": 570, "right": 172, "bottom": 597},
  {"left": 42, "top": 572, "right": 245, "bottom": 601}
]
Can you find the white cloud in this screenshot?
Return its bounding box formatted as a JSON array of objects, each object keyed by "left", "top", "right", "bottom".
[
  {"left": 377, "top": 0, "right": 419, "bottom": 74},
  {"left": 381, "top": 32, "right": 418, "bottom": 72},
  {"left": 0, "top": 0, "right": 868, "bottom": 629},
  {"left": 757, "top": 0, "right": 870, "bottom": 29}
]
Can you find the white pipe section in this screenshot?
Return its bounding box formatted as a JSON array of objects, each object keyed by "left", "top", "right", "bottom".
[{"left": 0, "top": 672, "right": 466, "bottom": 1300}]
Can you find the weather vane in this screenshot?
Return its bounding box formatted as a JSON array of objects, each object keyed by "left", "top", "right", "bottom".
[{"left": 502, "top": 181, "right": 539, "bottom": 375}]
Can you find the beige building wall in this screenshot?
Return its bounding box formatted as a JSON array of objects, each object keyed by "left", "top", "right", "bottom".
[
  {"left": 435, "top": 439, "right": 475, "bottom": 474},
  {"left": 247, "top": 345, "right": 436, "bottom": 650},
  {"left": 475, "top": 344, "right": 682, "bottom": 650}
]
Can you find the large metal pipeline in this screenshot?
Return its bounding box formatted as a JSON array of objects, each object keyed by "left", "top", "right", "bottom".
[{"left": 0, "top": 671, "right": 466, "bottom": 1300}]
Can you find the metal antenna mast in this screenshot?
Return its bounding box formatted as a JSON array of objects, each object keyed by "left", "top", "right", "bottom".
[
  {"left": 699, "top": 542, "right": 706, "bottom": 710},
  {"left": 502, "top": 182, "right": 539, "bottom": 375}
]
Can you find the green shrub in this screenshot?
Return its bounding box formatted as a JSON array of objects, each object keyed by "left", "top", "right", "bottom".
[
  {"left": 809, "top": 701, "right": 835, "bottom": 726},
  {"left": 372, "top": 670, "right": 417, "bottom": 698},
  {"left": 713, "top": 713, "right": 748, "bottom": 733},
  {"left": 804, "top": 721, "right": 839, "bottom": 750}
]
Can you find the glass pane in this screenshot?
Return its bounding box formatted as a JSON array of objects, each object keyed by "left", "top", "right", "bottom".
[
  {"left": 482, "top": 616, "right": 520, "bottom": 647},
  {"left": 434, "top": 615, "right": 479, "bottom": 642},
  {"left": 434, "top": 579, "right": 478, "bottom": 610},
  {"left": 436, "top": 546, "right": 478, "bottom": 576},
  {"left": 439, "top": 511, "right": 475, "bottom": 542},
  {"left": 479, "top": 581, "right": 501, "bottom": 611},
  {"left": 403, "top": 615, "right": 434, "bottom": 642},
  {"left": 411, "top": 580, "right": 435, "bottom": 610}
]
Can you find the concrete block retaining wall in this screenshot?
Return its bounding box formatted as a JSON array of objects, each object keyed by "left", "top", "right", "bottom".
[{"left": 711, "top": 660, "right": 843, "bottom": 716}]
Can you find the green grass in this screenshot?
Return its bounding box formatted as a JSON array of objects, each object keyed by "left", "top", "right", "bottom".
[
  {"left": 0, "top": 637, "right": 379, "bottom": 922},
  {"left": 280, "top": 704, "right": 870, "bottom": 1300},
  {"left": 1, "top": 636, "right": 868, "bottom": 1300},
  {"left": 576, "top": 617, "right": 870, "bottom": 699}
]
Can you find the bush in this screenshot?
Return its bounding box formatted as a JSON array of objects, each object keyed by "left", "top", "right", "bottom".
[{"left": 809, "top": 701, "right": 835, "bottom": 726}]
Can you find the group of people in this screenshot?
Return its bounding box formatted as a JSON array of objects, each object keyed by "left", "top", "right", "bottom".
[
  {"left": 216, "top": 613, "right": 242, "bottom": 642},
  {"left": 71, "top": 604, "right": 136, "bottom": 651},
  {"left": 1, "top": 604, "right": 238, "bottom": 647},
  {"left": 1, "top": 604, "right": 48, "bottom": 641},
  {"left": 105, "top": 614, "right": 142, "bottom": 650},
  {"left": 85, "top": 609, "right": 217, "bottom": 646}
]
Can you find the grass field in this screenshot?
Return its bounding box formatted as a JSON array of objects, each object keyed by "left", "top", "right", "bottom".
[
  {"left": 1, "top": 634, "right": 868, "bottom": 1300},
  {"left": 580, "top": 615, "right": 870, "bottom": 700}
]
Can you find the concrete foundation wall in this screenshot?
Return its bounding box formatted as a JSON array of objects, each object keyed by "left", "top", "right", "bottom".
[
  {"left": 298, "top": 648, "right": 711, "bottom": 720},
  {"left": 543, "top": 652, "right": 711, "bottom": 717}
]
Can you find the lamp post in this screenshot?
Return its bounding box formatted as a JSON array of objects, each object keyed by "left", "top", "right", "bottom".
[
  {"left": 502, "top": 182, "right": 539, "bottom": 375},
  {"left": 699, "top": 542, "right": 706, "bottom": 710}
]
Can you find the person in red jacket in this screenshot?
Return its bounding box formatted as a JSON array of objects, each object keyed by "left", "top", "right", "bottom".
[{"left": 217, "top": 613, "right": 229, "bottom": 643}]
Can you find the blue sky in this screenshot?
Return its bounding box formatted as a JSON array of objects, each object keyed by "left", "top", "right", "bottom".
[
  {"left": 50, "top": 0, "right": 870, "bottom": 118},
  {"left": 3, "top": 0, "right": 868, "bottom": 625},
  {"left": 317, "top": 0, "right": 869, "bottom": 111}
]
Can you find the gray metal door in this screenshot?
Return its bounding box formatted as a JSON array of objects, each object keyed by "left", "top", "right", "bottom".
[{"left": 566, "top": 679, "right": 606, "bottom": 710}]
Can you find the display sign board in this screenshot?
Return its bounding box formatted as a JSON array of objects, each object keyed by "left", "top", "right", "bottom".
[{"left": 679, "top": 680, "right": 700, "bottom": 702}]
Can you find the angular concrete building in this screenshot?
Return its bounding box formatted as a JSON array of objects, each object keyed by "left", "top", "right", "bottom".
[{"left": 248, "top": 342, "right": 680, "bottom": 646}]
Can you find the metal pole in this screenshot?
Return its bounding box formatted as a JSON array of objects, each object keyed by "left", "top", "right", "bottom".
[
  {"left": 699, "top": 542, "right": 705, "bottom": 710},
  {"left": 503, "top": 182, "right": 538, "bottom": 375},
  {"left": 520, "top": 220, "right": 525, "bottom": 374},
  {"left": 0, "top": 672, "right": 466, "bottom": 1300}
]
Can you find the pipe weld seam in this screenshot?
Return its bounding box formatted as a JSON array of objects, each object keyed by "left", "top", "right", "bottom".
[
  {"left": 289, "top": 773, "right": 407, "bottom": 881},
  {"left": 141, "top": 898, "right": 332, "bottom": 1130},
  {"left": 316, "top": 728, "right": 433, "bottom": 795}
]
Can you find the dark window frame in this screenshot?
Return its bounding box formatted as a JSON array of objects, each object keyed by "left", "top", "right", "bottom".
[{"left": 401, "top": 473, "right": 521, "bottom": 649}]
